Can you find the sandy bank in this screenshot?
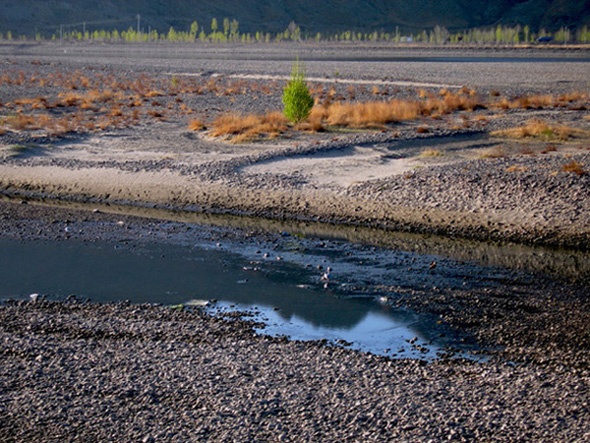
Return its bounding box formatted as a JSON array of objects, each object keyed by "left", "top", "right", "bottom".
[{"left": 1, "top": 131, "right": 589, "bottom": 250}]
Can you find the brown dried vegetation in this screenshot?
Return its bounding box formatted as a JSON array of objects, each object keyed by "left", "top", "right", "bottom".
[
  {"left": 321, "top": 100, "right": 421, "bottom": 128},
  {"left": 419, "top": 148, "right": 443, "bottom": 158},
  {"left": 506, "top": 165, "right": 528, "bottom": 172},
  {"left": 2, "top": 68, "right": 589, "bottom": 146},
  {"left": 478, "top": 146, "right": 507, "bottom": 159},
  {"left": 492, "top": 120, "right": 585, "bottom": 141},
  {"left": 562, "top": 161, "right": 586, "bottom": 176},
  {"left": 188, "top": 118, "right": 205, "bottom": 131},
  {"left": 210, "top": 111, "right": 288, "bottom": 143}
]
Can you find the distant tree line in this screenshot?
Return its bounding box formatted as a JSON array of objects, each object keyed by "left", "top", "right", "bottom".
[{"left": 1, "top": 20, "right": 589, "bottom": 45}]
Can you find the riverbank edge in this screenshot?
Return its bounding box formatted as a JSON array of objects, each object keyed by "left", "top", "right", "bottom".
[{"left": 1, "top": 178, "right": 588, "bottom": 252}]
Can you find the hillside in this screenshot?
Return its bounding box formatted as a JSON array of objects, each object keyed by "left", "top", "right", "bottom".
[{"left": 1, "top": 0, "right": 590, "bottom": 38}]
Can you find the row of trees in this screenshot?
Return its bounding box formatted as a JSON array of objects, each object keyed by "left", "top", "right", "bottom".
[{"left": 1, "top": 21, "right": 590, "bottom": 45}]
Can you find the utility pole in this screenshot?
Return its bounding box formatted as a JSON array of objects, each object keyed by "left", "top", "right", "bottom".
[
  {"left": 60, "top": 24, "right": 63, "bottom": 44},
  {"left": 83, "top": 22, "right": 86, "bottom": 35},
  {"left": 137, "top": 14, "right": 141, "bottom": 35}
]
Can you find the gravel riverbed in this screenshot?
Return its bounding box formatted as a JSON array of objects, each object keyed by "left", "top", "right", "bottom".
[
  {"left": 1, "top": 300, "right": 589, "bottom": 443},
  {"left": 1, "top": 43, "right": 590, "bottom": 442},
  {"left": 1, "top": 200, "right": 589, "bottom": 442}
]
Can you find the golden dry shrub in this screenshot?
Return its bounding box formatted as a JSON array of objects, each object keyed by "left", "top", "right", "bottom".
[
  {"left": 295, "top": 105, "right": 328, "bottom": 132},
  {"left": 562, "top": 161, "right": 586, "bottom": 176},
  {"left": 506, "top": 165, "right": 528, "bottom": 172},
  {"left": 511, "top": 94, "right": 554, "bottom": 109},
  {"left": 419, "top": 148, "right": 443, "bottom": 158},
  {"left": 84, "top": 89, "right": 115, "bottom": 105},
  {"left": 421, "top": 93, "right": 482, "bottom": 115},
  {"left": 4, "top": 114, "right": 36, "bottom": 131},
  {"left": 492, "top": 120, "right": 583, "bottom": 141},
  {"left": 210, "top": 111, "right": 288, "bottom": 143},
  {"left": 59, "top": 92, "right": 83, "bottom": 107},
  {"left": 526, "top": 94, "right": 554, "bottom": 108},
  {"left": 34, "top": 114, "right": 55, "bottom": 131},
  {"left": 108, "top": 107, "right": 123, "bottom": 117},
  {"left": 144, "top": 90, "right": 164, "bottom": 98},
  {"left": 188, "top": 118, "right": 205, "bottom": 131},
  {"left": 324, "top": 100, "right": 420, "bottom": 128}
]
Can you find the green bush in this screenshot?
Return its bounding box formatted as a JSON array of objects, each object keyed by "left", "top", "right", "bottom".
[{"left": 282, "top": 59, "right": 314, "bottom": 123}]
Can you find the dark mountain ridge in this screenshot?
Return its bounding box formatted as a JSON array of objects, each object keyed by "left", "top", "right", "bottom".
[{"left": 1, "top": 0, "right": 589, "bottom": 37}]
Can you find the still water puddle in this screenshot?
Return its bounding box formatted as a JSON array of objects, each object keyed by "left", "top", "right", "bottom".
[
  {"left": 211, "top": 301, "right": 450, "bottom": 359},
  {"left": 0, "top": 237, "right": 481, "bottom": 359}
]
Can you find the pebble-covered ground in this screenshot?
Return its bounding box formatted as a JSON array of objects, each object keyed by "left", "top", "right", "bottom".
[
  {"left": 1, "top": 300, "right": 589, "bottom": 443},
  {"left": 0, "top": 200, "right": 589, "bottom": 442}
]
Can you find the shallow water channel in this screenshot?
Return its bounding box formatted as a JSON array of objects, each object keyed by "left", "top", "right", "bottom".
[
  {"left": 0, "top": 237, "right": 452, "bottom": 359},
  {"left": 1, "top": 209, "right": 588, "bottom": 360}
]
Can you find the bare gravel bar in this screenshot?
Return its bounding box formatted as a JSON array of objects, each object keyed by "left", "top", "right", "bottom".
[{"left": 0, "top": 299, "right": 589, "bottom": 443}]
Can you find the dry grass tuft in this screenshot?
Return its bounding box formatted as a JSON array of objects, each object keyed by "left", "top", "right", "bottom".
[
  {"left": 491, "top": 92, "right": 590, "bottom": 111},
  {"left": 562, "top": 161, "right": 586, "bottom": 176},
  {"left": 188, "top": 118, "right": 205, "bottom": 131},
  {"left": 478, "top": 146, "right": 507, "bottom": 159},
  {"left": 59, "top": 92, "right": 83, "bottom": 107},
  {"left": 108, "top": 107, "right": 123, "bottom": 118},
  {"left": 558, "top": 92, "right": 583, "bottom": 103},
  {"left": 421, "top": 93, "right": 481, "bottom": 115},
  {"left": 492, "top": 120, "right": 583, "bottom": 141},
  {"left": 210, "top": 111, "right": 288, "bottom": 143},
  {"left": 541, "top": 144, "right": 558, "bottom": 154},
  {"left": 295, "top": 105, "right": 327, "bottom": 132},
  {"left": 145, "top": 90, "right": 164, "bottom": 98},
  {"left": 322, "top": 100, "right": 421, "bottom": 128},
  {"left": 3, "top": 114, "right": 37, "bottom": 131},
  {"left": 47, "top": 117, "right": 78, "bottom": 136},
  {"left": 84, "top": 89, "right": 115, "bottom": 104},
  {"left": 14, "top": 97, "right": 42, "bottom": 106},
  {"left": 147, "top": 110, "right": 165, "bottom": 119},
  {"left": 506, "top": 165, "right": 528, "bottom": 173},
  {"left": 419, "top": 148, "right": 443, "bottom": 158},
  {"left": 513, "top": 95, "right": 554, "bottom": 109}
]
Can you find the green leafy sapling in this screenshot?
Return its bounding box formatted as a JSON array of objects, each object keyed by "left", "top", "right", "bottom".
[{"left": 282, "top": 58, "right": 314, "bottom": 123}]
